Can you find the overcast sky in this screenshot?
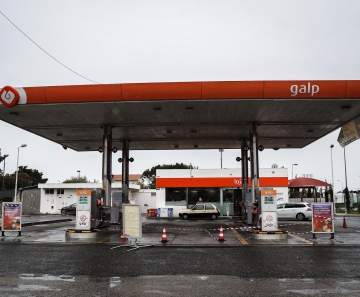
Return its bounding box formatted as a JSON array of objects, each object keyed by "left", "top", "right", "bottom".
[{"left": 0, "top": 1, "right": 360, "bottom": 191}]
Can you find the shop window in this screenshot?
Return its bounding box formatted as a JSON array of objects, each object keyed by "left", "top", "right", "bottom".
[
  {"left": 57, "top": 189, "right": 64, "bottom": 195},
  {"left": 188, "top": 188, "right": 220, "bottom": 205},
  {"left": 45, "top": 189, "right": 54, "bottom": 195},
  {"left": 165, "top": 188, "right": 186, "bottom": 206}
]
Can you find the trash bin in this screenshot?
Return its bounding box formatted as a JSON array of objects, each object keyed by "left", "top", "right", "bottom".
[
  {"left": 156, "top": 208, "right": 161, "bottom": 217},
  {"left": 151, "top": 209, "right": 156, "bottom": 217},
  {"left": 147, "top": 209, "right": 151, "bottom": 217},
  {"left": 160, "top": 208, "right": 168, "bottom": 217}
]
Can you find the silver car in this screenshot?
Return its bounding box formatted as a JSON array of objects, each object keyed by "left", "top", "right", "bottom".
[{"left": 277, "top": 202, "right": 311, "bottom": 221}]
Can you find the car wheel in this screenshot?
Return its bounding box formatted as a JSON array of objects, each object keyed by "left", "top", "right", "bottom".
[
  {"left": 296, "top": 213, "right": 305, "bottom": 221},
  {"left": 182, "top": 214, "right": 189, "bottom": 220},
  {"left": 210, "top": 214, "right": 217, "bottom": 220},
  {"left": 61, "top": 209, "right": 67, "bottom": 215}
]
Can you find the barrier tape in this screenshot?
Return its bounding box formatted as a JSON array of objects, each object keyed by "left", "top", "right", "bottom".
[
  {"left": 204, "top": 229, "right": 213, "bottom": 237},
  {"left": 142, "top": 223, "right": 311, "bottom": 232},
  {"left": 20, "top": 202, "right": 313, "bottom": 232},
  {"left": 288, "top": 231, "right": 311, "bottom": 234},
  {"left": 244, "top": 232, "right": 256, "bottom": 240},
  {"left": 23, "top": 205, "right": 315, "bottom": 238}
]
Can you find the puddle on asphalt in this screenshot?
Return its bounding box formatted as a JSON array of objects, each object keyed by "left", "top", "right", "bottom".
[
  {"left": 0, "top": 274, "right": 123, "bottom": 290},
  {"left": 20, "top": 274, "right": 75, "bottom": 282}
]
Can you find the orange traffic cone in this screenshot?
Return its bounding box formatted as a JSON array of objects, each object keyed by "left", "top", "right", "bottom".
[
  {"left": 119, "top": 230, "right": 126, "bottom": 242},
  {"left": 343, "top": 217, "right": 348, "bottom": 228},
  {"left": 161, "top": 226, "right": 168, "bottom": 243},
  {"left": 217, "top": 226, "right": 226, "bottom": 241}
]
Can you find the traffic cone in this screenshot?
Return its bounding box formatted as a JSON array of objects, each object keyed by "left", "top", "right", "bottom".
[
  {"left": 217, "top": 226, "right": 226, "bottom": 241},
  {"left": 161, "top": 226, "right": 168, "bottom": 243},
  {"left": 119, "top": 230, "right": 126, "bottom": 242},
  {"left": 343, "top": 217, "right": 348, "bottom": 228}
]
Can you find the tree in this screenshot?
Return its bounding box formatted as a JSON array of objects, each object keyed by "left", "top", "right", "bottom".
[
  {"left": 18, "top": 166, "right": 48, "bottom": 185},
  {"left": 1, "top": 166, "right": 47, "bottom": 190},
  {"left": 301, "top": 188, "right": 306, "bottom": 198},
  {"left": 140, "top": 163, "right": 197, "bottom": 189},
  {"left": 329, "top": 187, "right": 333, "bottom": 202},
  {"left": 344, "top": 187, "right": 351, "bottom": 212},
  {"left": 2, "top": 172, "right": 32, "bottom": 190},
  {"left": 307, "top": 187, "right": 312, "bottom": 198},
  {"left": 63, "top": 175, "right": 89, "bottom": 183}
]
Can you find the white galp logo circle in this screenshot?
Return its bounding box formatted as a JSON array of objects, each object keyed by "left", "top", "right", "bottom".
[{"left": 0, "top": 86, "right": 20, "bottom": 107}]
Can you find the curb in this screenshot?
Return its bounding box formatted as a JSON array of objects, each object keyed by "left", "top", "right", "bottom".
[
  {"left": 21, "top": 218, "right": 73, "bottom": 227},
  {"left": 66, "top": 228, "right": 102, "bottom": 233}
]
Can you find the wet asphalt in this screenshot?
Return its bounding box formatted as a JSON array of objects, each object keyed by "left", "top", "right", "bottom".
[
  {"left": 1, "top": 214, "right": 360, "bottom": 296},
  {"left": 1, "top": 213, "right": 360, "bottom": 246}
]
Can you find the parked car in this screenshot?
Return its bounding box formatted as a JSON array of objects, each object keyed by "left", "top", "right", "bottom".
[
  {"left": 61, "top": 203, "right": 77, "bottom": 215},
  {"left": 179, "top": 203, "right": 220, "bottom": 220},
  {"left": 277, "top": 202, "right": 311, "bottom": 221}
]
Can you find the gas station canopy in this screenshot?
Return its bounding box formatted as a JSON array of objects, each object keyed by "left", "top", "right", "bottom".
[{"left": 1, "top": 80, "right": 360, "bottom": 152}]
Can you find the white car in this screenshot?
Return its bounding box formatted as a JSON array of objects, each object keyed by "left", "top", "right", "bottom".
[
  {"left": 277, "top": 202, "right": 311, "bottom": 221},
  {"left": 179, "top": 203, "right": 220, "bottom": 220}
]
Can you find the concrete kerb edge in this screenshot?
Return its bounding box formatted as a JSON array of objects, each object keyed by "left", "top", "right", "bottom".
[{"left": 21, "top": 218, "right": 73, "bottom": 227}]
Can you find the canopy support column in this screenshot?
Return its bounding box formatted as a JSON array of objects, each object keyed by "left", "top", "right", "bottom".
[
  {"left": 121, "top": 139, "right": 130, "bottom": 203},
  {"left": 102, "top": 125, "right": 112, "bottom": 206},
  {"left": 241, "top": 138, "right": 249, "bottom": 221},
  {"left": 249, "top": 123, "right": 260, "bottom": 219}
]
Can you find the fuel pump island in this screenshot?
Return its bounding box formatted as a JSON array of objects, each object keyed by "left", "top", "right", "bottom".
[
  {"left": 253, "top": 189, "right": 288, "bottom": 239},
  {"left": 66, "top": 189, "right": 113, "bottom": 238}
]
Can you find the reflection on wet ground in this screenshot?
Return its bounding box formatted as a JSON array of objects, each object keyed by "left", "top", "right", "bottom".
[
  {"left": 1, "top": 274, "right": 360, "bottom": 297},
  {"left": 1, "top": 216, "right": 360, "bottom": 246}
]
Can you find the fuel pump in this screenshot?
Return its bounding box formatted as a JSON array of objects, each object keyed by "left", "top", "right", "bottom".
[
  {"left": 75, "top": 190, "right": 94, "bottom": 230},
  {"left": 260, "top": 189, "right": 278, "bottom": 232}
]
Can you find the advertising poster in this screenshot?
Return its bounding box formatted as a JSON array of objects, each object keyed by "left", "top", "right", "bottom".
[
  {"left": 312, "top": 203, "right": 334, "bottom": 233},
  {"left": 76, "top": 210, "right": 91, "bottom": 230},
  {"left": 2, "top": 203, "right": 22, "bottom": 231},
  {"left": 261, "top": 211, "right": 278, "bottom": 231}
]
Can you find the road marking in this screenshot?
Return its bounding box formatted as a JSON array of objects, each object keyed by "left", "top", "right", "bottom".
[
  {"left": 288, "top": 233, "right": 314, "bottom": 244},
  {"left": 96, "top": 238, "right": 108, "bottom": 243},
  {"left": 226, "top": 223, "right": 248, "bottom": 245}
]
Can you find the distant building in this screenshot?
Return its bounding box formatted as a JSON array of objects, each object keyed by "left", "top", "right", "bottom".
[
  {"left": 112, "top": 174, "right": 141, "bottom": 184},
  {"left": 18, "top": 168, "right": 289, "bottom": 218},
  {"left": 0, "top": 190, "right": 15, "bottom": 203},
  {"left": 19, "top": 182, "right": 157, "bottom": 216}
]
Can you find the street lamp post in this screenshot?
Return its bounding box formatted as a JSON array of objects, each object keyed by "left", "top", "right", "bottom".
[
  {"left": 330, "top": 144, "right": 334, "bottom": 202},
  {"left": 14, "top": 144, "right": 27, "bottom": 202},
  {"left": 2, "top": 154, "right": 9, "bottom": 191},
  {"left": 343, "top": 147, "right": 349, "bottom": 214},
  {"left": 292, "top": 163, "right": 298, "bottom": 179}
]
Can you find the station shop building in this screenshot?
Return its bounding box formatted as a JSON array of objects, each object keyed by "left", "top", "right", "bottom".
[
  {"left": 154, "top": 167, "right": 288, "bottom": 217},
  {"left": 20, "top": 167, "right": 288, "bottom": 217}
]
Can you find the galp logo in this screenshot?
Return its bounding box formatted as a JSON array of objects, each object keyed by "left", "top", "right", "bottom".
[
  {"left": 290, "top": 82, "right": 320, "bottom": 97},
  {"left": 0, "top": 86, "right": 20, "bottom": 107}
]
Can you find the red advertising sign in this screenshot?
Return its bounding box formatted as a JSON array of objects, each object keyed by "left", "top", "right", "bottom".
[
  {"left": 311, "top": 203, "right": 334, "bottom": 233},
  {"left": 1, "top": 203, "right": 22, "bottom": 231}
]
